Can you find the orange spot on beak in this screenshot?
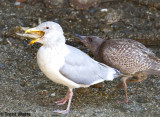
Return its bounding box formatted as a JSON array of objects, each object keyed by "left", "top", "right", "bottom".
[{"left": 29, "top": 38, "right": 39, "bottom": 45}]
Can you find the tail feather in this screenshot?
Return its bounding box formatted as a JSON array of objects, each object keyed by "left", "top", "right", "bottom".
[
  {"left": 151, "top": 62, "right": 160, "bottom": 73},
  {"left": 141, "top": 69, "right": 160, "bottom": 76},
  {"left": 98, "top": 62, "right": 122, "bottom": 80}
]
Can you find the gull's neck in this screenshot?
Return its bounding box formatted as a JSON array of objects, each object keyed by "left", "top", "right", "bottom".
[
  {"left": 39, "top": 41, "right": 68, "bottom": 58},
  {"left": 42, "top": 34, "right": 66, "bottom": 49},
  {"left": 44, "top": 41, "right": 66, "bottom": 48}
]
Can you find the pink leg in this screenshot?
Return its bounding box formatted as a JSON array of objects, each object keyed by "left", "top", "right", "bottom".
[
  {"left": 54, "top": 89, "right": 73, "bottom": 114},
  {"left": 116, "top": 76, "right": 129, "bottom": 103},
  {"left": 122, "top": 77, "right": 128, "bottom": 103},
  {"left": 117, "top": 77, "right": 146, "bottom": 89},
  {"left": 122, "top": 75, "right": 147, "bottom": 103},
  {"left": 55, "top": 89, "right": 70, "bottom": 105}
]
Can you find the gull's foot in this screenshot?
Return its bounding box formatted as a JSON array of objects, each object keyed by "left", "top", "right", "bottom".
[
  {"left": 53, "top": 109, "right": 69, "bottom": 114},
  {"left": 55, "top": 99, "right": 67, "bottom": 105},
  {"left": 117, "top": 100, "right": 128, "bottom": 104},
  {"left": 117, "top": 98, "right": 132, "bottom": 104},
  {"left": 55, "top": 89, "right": 71, "bottom": 105}
]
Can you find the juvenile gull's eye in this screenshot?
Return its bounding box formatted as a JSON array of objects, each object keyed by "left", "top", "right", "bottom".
[
  {"left": 88, "top": 37, "right": 92, "bottom": 42},
  {"left": 46, "top": 27, "right": 49, "bottom": 29}
]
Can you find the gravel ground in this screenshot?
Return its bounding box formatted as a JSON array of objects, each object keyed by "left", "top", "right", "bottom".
[{"left": 0, "top": 0, "right": 160, "bottom": 117}]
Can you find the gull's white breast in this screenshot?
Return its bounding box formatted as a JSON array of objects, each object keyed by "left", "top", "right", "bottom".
[{"left": 37, "top": 45, "right": 81, "bottom": 88}]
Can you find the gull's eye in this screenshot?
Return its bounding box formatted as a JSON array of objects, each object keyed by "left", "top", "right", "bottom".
[{"left": 46, "top": 27, "right": 49, "bottom": 29}]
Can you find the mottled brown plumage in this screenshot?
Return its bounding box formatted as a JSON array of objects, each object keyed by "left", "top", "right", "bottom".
[
  {"left": 77, "top": 35, "right": 160, "bottom": 103},
  {"left": 98, "top": 39, "right": 160, "bottom": 75}
]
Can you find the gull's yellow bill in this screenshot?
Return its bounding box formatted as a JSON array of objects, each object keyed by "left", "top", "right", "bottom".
[{"left": 25, "top": 28, "right": 44, "bottom": 45}]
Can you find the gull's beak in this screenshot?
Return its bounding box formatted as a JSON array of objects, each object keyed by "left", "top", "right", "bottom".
[
  {"left": 74, "top": 34, "right": 86, "bottom": 43},
  {"left": 29, "top": 38, "right": 40, "bottom": 45},
  {"left": 25, "top": 28, "right": 44, "bottom": 45},
  {"left": 74, "top": 34, "right": 84, "bottom": 40}
]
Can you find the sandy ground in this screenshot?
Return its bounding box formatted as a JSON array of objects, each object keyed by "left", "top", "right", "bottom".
[{"left": 0, "top": 0, "right": 160, "bottom": 116}]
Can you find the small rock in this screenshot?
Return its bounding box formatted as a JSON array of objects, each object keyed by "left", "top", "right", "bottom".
[
  {"left": 20, "top": 81, "right": 28, "bottom": 87},
  {"left": 101, "top": 8, "right": 108, "bottom": 12},
  {"left": 70, "top": 0, "right": 101, "bottom": 10},
  {"left": 50, "top": 93, "right": 56, "bottom": 97},
  {"left": 0, "top": 64, "right": 5, "bottom": 69},
  {"left": 105, "top": 9, "right": 123, "bottom": 24},
  {"left": 0, "top": 38, "right": 3, "bottom": 42},
  {"left": 77, "top": 88, "right": 91, "bottom": 94},
  {"left": 43, "top": 0, "right": 64, "bottom": 8},
  {"left": 91, "top": 83, "right": 104, "bottom": 88}
]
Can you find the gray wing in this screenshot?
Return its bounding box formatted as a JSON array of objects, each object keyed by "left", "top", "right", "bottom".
[{"left": 59, "top": 45, "right": 117, "bottom": 85}]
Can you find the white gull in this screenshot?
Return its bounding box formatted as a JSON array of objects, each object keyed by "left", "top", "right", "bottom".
[{"left": 25, "top": 21, "right": 120, "bottom": 114}]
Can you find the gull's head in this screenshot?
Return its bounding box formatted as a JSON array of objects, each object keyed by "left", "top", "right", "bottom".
[
  {"left": 75, "top": 35, "right": 104, "bottom": 54},
  {"left": 25, "top": 21, "right": 65, "bottom": 45}
]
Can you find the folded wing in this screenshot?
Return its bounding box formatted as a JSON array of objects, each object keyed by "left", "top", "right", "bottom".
[{"left": 59, "top": 45, "right": 118, "bottom": 85}]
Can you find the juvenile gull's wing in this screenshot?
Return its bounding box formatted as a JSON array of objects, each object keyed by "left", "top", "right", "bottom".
[
  {"left": 99, "top": 39, "right": 160, "bottom": 74},
  {"left": 59, "top": 45, "right": 118, "bottom": 85}
]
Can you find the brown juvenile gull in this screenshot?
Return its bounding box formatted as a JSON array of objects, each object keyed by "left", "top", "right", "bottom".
[
  {"left": 25, "top": 21, "right": 120, "bottom": 114},
  {"left": 76, "top": 35, "right": 160, "bottom": 103}
]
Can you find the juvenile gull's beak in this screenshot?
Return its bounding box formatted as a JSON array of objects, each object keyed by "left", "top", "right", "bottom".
[
  {"left": 25, "top": 28, "right": 44, "bottom": 45},
  {"left": 74, "top": 34, "right": 87, "bottom": 44},
  {"left": 74, "top": 34, "right": 84, "bottom": 41}
]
